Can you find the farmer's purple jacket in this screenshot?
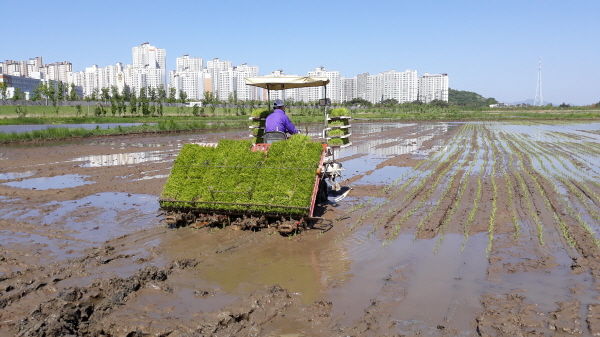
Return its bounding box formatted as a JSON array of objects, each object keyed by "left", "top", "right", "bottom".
[{"left": 265, "top": 109, "right": 299, "bottom": 134}]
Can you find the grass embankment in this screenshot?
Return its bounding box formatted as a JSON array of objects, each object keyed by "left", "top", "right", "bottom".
[
  {"left": 0, "top": 120, "right": 247, "bottom": 143},
  {"left": 2, "top": 103, "right": 600, "bottom": 144},
  {"left": 160, "top": 135, "right": 324, "bottom": 216}
]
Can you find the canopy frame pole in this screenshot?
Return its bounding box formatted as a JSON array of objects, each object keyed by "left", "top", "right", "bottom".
[{"left": 267, "top": 84, "right": 272, "bottom": 111}]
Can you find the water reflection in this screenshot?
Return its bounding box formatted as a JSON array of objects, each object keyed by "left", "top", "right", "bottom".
[
  {"left": 0, "top": 171, "right": 36, "bottom": 180},
  {"left": 2, "top": 174, "right": 93, "bottom": 190},
  {"left": 0, "top": 123, "right": 152, "bottom": 134},
  {"left": 71, "top": 150, "right": 175, "bottom": 167}
]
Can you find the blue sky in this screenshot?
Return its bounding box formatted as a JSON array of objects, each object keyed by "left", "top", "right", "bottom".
[{"left": 2, "top": 0, "right": 598, "bottom": 105}]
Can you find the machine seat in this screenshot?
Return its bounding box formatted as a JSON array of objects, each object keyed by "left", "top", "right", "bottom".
[{"left": 263, "top": 131, "right": 287, "bottom": 144}]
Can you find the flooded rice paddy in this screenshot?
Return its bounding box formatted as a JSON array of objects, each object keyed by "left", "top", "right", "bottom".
[{"left": 2, "top": 121, "right": 600, "bottom": 336}]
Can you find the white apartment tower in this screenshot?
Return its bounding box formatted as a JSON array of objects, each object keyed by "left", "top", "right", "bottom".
[
  {"left": 176, "top": 54, "right": 203, "bottom": 72},
  {"left": 418, "top": 73, "right": 449, "bottom": 103},
  {"left": 131, "top": 42, "right": 167, "bottom": 93},
  {"left": 378, "top": 69, "right": 418, "bottom": 103},
  {"left": 206, "top": 58, "right": 232, "bottom": 101},
  {"left": 234, "top": 63, "right": 259, "bottom": 101},
  {"left": 170, "top": 55, "right": 205, "bottom": 100},
  {"left": 340, "top": 76, "right": 357, "bottom": 103},
  {"left": 306, "top": 67, "right": 340, "bottom": 103}
]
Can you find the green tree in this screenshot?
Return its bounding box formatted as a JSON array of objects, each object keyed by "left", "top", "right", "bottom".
[
  {"left": 121, "top": 86, "right": 131, "bottom": 101},
  {"left": 90, "top": 88, "right": 99, "bottom": 101},
  {"left": 110, "top": 86, "right": 120, "bottom": 100},
  {"left": 101, "top": 88, "right": 110, "bottom": 103},
  {"left": 157, "top": 85, "right": 166, "bottom": 102},
  {"left": 69, "top": 83, "right": 79, "bottom": 101},
  {"left": 0, "top": 82, "right": 8, "bottom": 101},
  {"left": 178, "top": 90, "right": 188, "bottom": 104},
  {"left": 168, "top": 87, "right": 176, "bottom": 103},
  {"left": 15, "top": 105, "right": 27, "bottom": 117},
  {"left": 12, "top": 88, "right": 23, "bottom": 101},
  {"left": 129, "top": 91, "right": 137, "bottom": 115},
  {"left": 379, "top": 98, "right": 399, "bottom": 106},
  {"left": 47, "top": 81, "right": 56, "bottom": 105},
  {"left": 57, "top": 81, "right": 65, "bottom": 101},
  {"left": 429, "top": 99, "right": 449, "bottom": 108},
  {"left": 149, "top": 87, "right": 157, "bottom": 102},
  {"left": 344, "top": 98, "right": 372, "bottom": 107},
  {"left": 157, "top": 101, "right": 163, "bottom": 116},
  {"left": 202, "top": 91, "right": 217, "bottom": 115},
  {"left": 192, "top": 104, "right": 200, "bottom": 116}
]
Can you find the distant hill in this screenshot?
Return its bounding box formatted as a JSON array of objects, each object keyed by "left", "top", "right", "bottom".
[{"left": 449, "top": 89, "right": 497, "bottom": 107}]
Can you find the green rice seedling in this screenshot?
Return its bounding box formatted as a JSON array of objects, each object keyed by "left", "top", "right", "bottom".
[
  {"left": 328, "top": 120, "right": 348, "bottom": 127},
  {"left": 461, "top": 127, "right": 488, "bottom": 249},
  {"left": 503, "top": 136, "right": 546, "bottom": 245},
  {"left": 160, "top": 135, "right": 323, "bottom": 216},
  {"left": 335, "top": 124, "right": 471, "bottom": 241},
  {"left": 328, "top": 129, "right": 348, "bottom": 137},
  {"left": 251, "top": 109, "right": 270, "bottom": 118},
  {"left": 327, "top": 138, "right": 348, "bottom": 146},
  {"left": 435, "top": 142, "right": 478, "bottom": 252},
  {"left": 414, "top": 148, "right": 465, "bottom": 239},
  {"left": 329, "top": 108, "right": 350, "bottom": 117}
]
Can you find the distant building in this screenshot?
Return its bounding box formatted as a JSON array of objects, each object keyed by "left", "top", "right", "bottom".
[
  {"left": 307, "top": 67, "right": 340, "bottom": 103},
  {"left": 418, "top": 73, "right": 449, "bottom": 103},
  {"left": 131, "top": 42, "right": 167, "bottom": 93},
  {"left": 0, "top": 74, "right": 40, "bottom": 99}
]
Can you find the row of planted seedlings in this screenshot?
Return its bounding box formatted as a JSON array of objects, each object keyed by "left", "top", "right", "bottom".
[
  {"left": 502, "top": 131, "right": 581, "bottom": 247},
  {"left": 520, "top": 136, "right": 600, "bottom": 246},
  {"left": 350, "top": 124, "right": 471, "bottom": 242},
  {"left": 507, "top": 130, "right": 591, "bottom": 243},
  {"left": 159, "top": 134, "right": 325, "bottom": 223},
  {"left": 334, "top": 125, "right": 466, "bottom": 235},
  {"left": 461, "top": 125, "right": 490, "bottom": 249},
  {"left": 500, "top": 132, "right": 565, "bottom": 243},
  {"left": 484, "top": 127, "right": 501, "bottom": 255},
  {"left": 334, "top": 124, "right": 470, "bottom": 241},
  {"left": 383, "top": 125, "right": 474, "bottom": 244},
  {"left": 413, "top": 132, "right": 473, "bottom": 240},
  {"left": 502, "top": 133, "right": 549, "bottom": 245},
  {"left": 513, "top": 131, "right": 593, "bottom": 246},
  {"left": 433, "top": 125, "right": 481, "bottom": 252},
  {"left": 508, "top": 131, "right": 600, "bottom": 247}
]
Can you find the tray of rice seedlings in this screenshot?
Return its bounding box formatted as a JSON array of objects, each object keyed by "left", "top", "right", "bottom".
[
  {"left": 326, "top": 108, "right": 352, "bottom": 147},
  {"left": 159, "top": 134, "right": 326, "bottom": 229},
  {"left": 327, "top": 107, "right": 352, "bottom": 121},
  {"left": 249, "top": 108, "right": 269, "bottom": 143}
]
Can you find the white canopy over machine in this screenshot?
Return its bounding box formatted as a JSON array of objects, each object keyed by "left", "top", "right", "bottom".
[{"left": 244, "top": 76, "right": 330, "bottom": 90}]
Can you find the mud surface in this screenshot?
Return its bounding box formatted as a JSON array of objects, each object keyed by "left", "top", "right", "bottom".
[{"left": 3, "top": 121, "right": 600, "bottom": 336}]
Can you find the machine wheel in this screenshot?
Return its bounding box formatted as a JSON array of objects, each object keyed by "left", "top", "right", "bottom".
[{"left": 316, "top": 177, "right": 328, "bottom": 203}]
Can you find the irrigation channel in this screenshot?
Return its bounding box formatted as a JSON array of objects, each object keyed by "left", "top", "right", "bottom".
[{"left": 2, "top": 121, "right": 600, "bottom": 336}]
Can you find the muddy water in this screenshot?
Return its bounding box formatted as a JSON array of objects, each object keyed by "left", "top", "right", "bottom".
[{"left": 3, "top": 121, "right": 600, "bottom": 336}]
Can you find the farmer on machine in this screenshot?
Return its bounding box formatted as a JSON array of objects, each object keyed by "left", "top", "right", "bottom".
[{"left": 266, "top": 99, "right": 299, "bottom": 135}]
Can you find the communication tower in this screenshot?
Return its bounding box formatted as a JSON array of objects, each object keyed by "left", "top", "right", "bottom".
[{"left": 534, "top": 57, "right": 543, "bottom": 106}]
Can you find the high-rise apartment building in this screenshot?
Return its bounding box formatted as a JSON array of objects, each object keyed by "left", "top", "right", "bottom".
[
  {"left": 176, "top": 54, "right": 203, "bottom": 72},
  {"left": 169, "top": 55, "right": 206, "bottom": 100},
  {"left": 232, "top": 63, "right": 259, "bottom": 101},
  {"left": 377, "top": 69, "right": 418, "bottom": 103},
  {"left": 131, "top": 42, "right": 167, "bottom": 93},
  {"left": 306, "top": 67, "right": 340, "bottom": 103},
  {"left": 206, "top": 58, "right": 232, "bottom": 100},
  {"left": 418, "top": 73, "right": 449, "bottom": 103}
]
